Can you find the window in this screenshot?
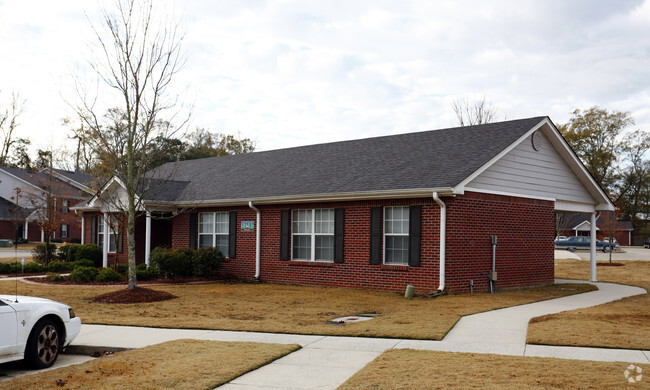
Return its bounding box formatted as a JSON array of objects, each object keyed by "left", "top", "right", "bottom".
[
  {"left": 198, "top": 212, "right": 229, "bottom": 257},
  {"left": 61, "top": 224, "right": 69, "bottom": 238},
  {"left": 97, "top": 216, "right": 117, "bottom": 253},
  {"left": 62, "top": 200, "right": 69, "bottom": 213},
  {"left": 292, "top": 209, "right": 334, "bottom": 261},
  {"left": 384, "top": 206, "right": 409, "bottom": 265}
]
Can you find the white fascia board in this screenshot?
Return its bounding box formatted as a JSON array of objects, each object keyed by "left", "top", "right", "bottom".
[
  {"left": 147, "top": 187, "right": 455, "bottom": 209},
  {"left": 87, "top": 176, "right": 141, "bottom": 211},
  {"left": 462, "top": 187, "right": 556, "bottom": 202},
  {"left": 50, "top": 171, "right": 93, "bottom": 194}
]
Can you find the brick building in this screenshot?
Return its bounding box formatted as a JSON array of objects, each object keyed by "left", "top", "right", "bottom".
[
  {"left": 0, "top": 167, "right": 93, "bottom": 243},
  {"left": 74, "top": 117, "right": 614, "bottom": 294}
]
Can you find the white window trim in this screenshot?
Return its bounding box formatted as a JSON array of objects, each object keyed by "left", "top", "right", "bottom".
[
  {"left": 291, "top": 209, "right": 334, "bottom": 262},
  {"left": 61, "top": 224, "right": 69, "bottom": 238},
  {"left": 198, "top": 211, "right": 229, "bottom": 257},
  {"left": 97, "top": 216, "right": 117, "bottom": 253},
  {"left": 383, "top": 206, "right": 409, "bottom": 265},
  {"left": 62, "top": 200, "right": 69, "bottom": 213}
]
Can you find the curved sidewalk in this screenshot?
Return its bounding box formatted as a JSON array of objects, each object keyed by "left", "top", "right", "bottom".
[{"left": 65, "top": 279, "right": 649, "bottom": 389}]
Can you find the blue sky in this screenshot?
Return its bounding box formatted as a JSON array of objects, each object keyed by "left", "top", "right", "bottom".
[{"left": 1, "top": 0, "right": 650, "bottom": 157}]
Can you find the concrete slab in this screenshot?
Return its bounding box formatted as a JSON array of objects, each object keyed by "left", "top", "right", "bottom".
[
  {"left": 526, "top": 345, "right": 650, "bottom": 364},
  {"left": 73, "top": 324, "right": 210, "bottom": 348},
  {"left": 277, "top": 348, "right": 380, "bottom": 369},
  {"left": 0, "top": 354, "right": 95, "bottom": 382},
  {"left": 306, "top": 336, "right": 401, "bottom": 352},
  {"left": 196, "top": 330, "right": 324, "bottom": 347}
]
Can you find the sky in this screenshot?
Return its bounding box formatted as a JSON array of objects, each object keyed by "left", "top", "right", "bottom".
[{"left": 1, "top": 0, "right": 650, "bottom": 159}]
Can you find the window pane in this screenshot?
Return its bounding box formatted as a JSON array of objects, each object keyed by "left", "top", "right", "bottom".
[
  {"left": 315, "top": 235, "right": 334, "bottom": 260},
  {"left": 215, "top": 235, "right": 229, "bottom": 257},
  {"left": 199, "top": 234, "right": 213, "bottom": 248},
  {"left": 109, "top": 232, "right": 116, "bottom": 253},
  {"left": 386, "top": 236, "right": 408, "bottom": 264},
  {"left": 314, "top": 209, "right": 334, "bottom": 234},
  {"left": 215, "top": 212, "right": 229, "bottom": 234},
  {"left": 292, "top": 210, "right": 312, "bottom": 234},
  {"left": 97, "top": 216, "right": 104, "bottom": 234},
  {"left": 199, "top": 213, "right": 214, "bottom": 234},
  {"left": 385, "top": 206, "right": 409, "bottom": 234},
  {"left": 292, "top": 235, "right": 311, "bottom": 260}
]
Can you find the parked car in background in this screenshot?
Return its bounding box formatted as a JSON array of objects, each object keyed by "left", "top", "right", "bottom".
[
  {"left": 644, "top": 237, "right": 650, "bottom": 248},
  {"left": 554, "top": 236, "right": 619, "bottom": 253},
  {"left": 0, "top": 295, "right": 81, "bottom": 368},
  {"left": 554, "top": 236, "right": 568, "bottom": 242}
]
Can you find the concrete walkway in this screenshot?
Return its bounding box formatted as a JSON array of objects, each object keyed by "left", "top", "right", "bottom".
[{"left": 63, "top": 279, "right": 649, "bottom": 389}]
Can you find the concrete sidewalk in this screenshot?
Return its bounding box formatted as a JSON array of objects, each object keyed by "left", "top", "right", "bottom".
[{"left": 66, "top": 279, "right": 649, "bottom": 389}]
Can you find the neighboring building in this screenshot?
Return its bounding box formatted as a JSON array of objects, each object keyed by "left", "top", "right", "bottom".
[
  {"left": 74, "top": 117, "right": 614, "bottom": 294},
  {"left": 559, "top": 212, "right": 634, "bottom": 246},
  {"left": 0, "top": 167, "right": 93, "bottom": 242}
]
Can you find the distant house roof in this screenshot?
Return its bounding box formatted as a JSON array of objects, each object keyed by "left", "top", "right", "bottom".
[
  {"left": 0, "top": 166, "right": 88, "bottom": 199},
  {"left": 0, "top": 196, "right": 34, "bottom": 220},
  {"left": 53, "top": 169, "right": 94, "bottom": 192},
  {"left": 80, "top": 116, "right": 615, "bottom": 211},
  {"left": 566, "top": 213, "right": 633, "bottom": 231}
]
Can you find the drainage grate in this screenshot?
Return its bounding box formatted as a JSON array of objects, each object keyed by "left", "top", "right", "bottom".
[{"left": 327, "top": 315, "right": 376, "bottom": 325}]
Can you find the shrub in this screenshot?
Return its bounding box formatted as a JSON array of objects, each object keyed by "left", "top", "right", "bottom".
[
  {"left": 136, "top": 267, "right": 156, "bottom": 281},
  {"left": 97, "top": 268, "right": 123, "bottom": 282},
  {"left": 149, "top": 247, "right": 193, "bottom": 278},
  {"left": 51, "top": 238, "right": 63, "bottom": 243},
  {"left": 32, "top": 243, "right": 57, "bottom": 265},
  {"left": 47, "top": 272, "right": 64, "bottom": 282},
  {"left": 191, "top": 247, "right": 224, "bottom": 277},
  {"left": 73, "top": 259, "right": 95, "bottom": 269},
  {"left": 68, "top": 266, "right": 99, "bottom": 282},
  {"left": 70, "top": 238, "right": 81, "bottom": 244},
  {"left": 46, "top": 261, "right": 75, "bottom": 272},
  {"left": 23, "top": 262, "right": 44, "bottom": 273},
  {"left": 16, "top": 237, "right": 28, "bottom": 244},
  {"left": 117, "top": 264, "right": 129, "bottom": 275},
  {"left": 0, "top": 262, "right": 12, "bottom": 274},
  {"left": 75, "top": 244, "right": 102, "bottom": 267},
  {"left": 57, "top": 244, "right": 81, "bottom": 262}
]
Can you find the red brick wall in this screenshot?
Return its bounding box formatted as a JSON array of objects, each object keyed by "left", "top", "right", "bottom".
[{"left": 170, "top": 192, "right": 555, "bottom": 294}]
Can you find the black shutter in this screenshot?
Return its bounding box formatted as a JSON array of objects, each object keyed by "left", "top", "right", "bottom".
[
  {"left": 189, "top": 213, "right": 198, "bottom": 249},
  {"left": 409, "top": 205, "right": 422, "bottom": 267},
  {"left": 369, "top": 207, "right": 381, "bottom": 264},
  {"left": 90, "top": 216, "right": 97, "bottom": 244},
  {"left": 334, "top": 208, "right": 345, "bottom": 263},
  {"left": 229, "top": 211, "right": 237, "bottom": 258},
  {"left": 280, "top": 210, "right": 290, "bottom": 260}
]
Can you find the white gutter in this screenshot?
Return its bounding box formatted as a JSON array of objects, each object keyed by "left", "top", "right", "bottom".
[
  {"left": 433, "top": 192, "right": 446, "bottom": 291},
  {"left": 248, "top": 201, "right": 261, "bottom": 279}
]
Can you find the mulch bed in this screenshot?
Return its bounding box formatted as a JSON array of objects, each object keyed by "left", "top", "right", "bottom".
[
  {"left": 90, "top": 287, "right": 178, "bottom": 304},
  {"left": 597, "top": 262, "right": 625, "bottom": 267}
]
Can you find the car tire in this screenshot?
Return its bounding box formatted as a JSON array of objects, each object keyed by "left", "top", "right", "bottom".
[
  {"left": 602, "top": 246, "right": 610, "bottom": 253},
  {"left": 25, "top": 318, "right": 61, "bottom": 369},
  {"left": 567, "top": 247, "right": 576, "bottom": 253}
]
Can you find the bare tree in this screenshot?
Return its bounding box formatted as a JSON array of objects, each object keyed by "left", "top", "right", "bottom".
[
  {"left": 0, "top": 91, "right": 26, "bottom": 166},
  {"left": 451, "top": 96, "right": 500, "bottom": 126},
  {"left": 555, "top": 212, "right": 573, "bottom": 239},
  {"left": 74, "top": 0, "right": 189, "bottom": 289}
]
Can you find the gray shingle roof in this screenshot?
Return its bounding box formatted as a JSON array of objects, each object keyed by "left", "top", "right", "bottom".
[
  {"left": 147, "top": 116, "right": 547, "bottom": 203},
  {"left": 0, "top": 196, "right": 33, "bottom": 220},
  {"left": 0, "top": 167, "right": 87, "bottom": 199},
  {"left": 54, "top": 169, "right": 94, "bottom": 188}
]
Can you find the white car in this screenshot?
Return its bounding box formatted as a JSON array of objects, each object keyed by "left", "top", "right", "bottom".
[{"left": 0, "top": 295, "right": 81, "bottom": 368}]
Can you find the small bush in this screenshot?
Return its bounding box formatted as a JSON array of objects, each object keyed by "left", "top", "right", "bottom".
[
  {"left": 191, "top": 247, "right": 224, "bottom": 277},
  {"left": 51, "top": 238, "right": 63, "bottom": 243},
  {"left": 117, "top": 264, "right": 129, "bottom": 275},
  {"left": 149, "top": 247, "right": 193, "bottom": 278},
  {"left": 73, "top": 259, "right": 95, "bottom": 269},
  {"left": 57, "top": 244, "right": 81, "bottom": 262},
  {"left": 46, "top": 261, "right": 75, "bottom": 272},
  {"left": 136, "top": 268, "right": 156, "bottom": 281},
  {"left": 0, "top": 263, "right": 12, "bottom": 274},
  {"left": 47, "top": 272, "right": 64, "bottom": 282},
  {"left": 68, "top": 266, "right": 99, "bottom": 282},
  {"left": 32, "top": 243, "right": 57, "bottom": 265},
  {"left": 75, "top": 244, "right": 103, "bottom": 267},
  {"left": 23, "top": 262, "right": 45, "bottom": 273},
  {"left": 97, "top": 268, "right": 123, "bottom": 282},
  {"left": 70, "top": 238, "right": 81, "bottom": 244},
  {"left": 16, "top": 237, "right": 28, "bottom": 244}
]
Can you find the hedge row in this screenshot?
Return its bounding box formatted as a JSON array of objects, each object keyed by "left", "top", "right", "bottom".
[
  {"left": 32, "top": 243, "right": 102, "bottom": 266},
  {"left": 0, "top": 259, "right": 96, "bottom": 274},
  {"left": 149, "top": 247, "right": 224, "bottom": 278}
]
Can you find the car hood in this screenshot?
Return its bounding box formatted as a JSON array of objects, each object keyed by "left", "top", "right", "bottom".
[{"left": 0, "top": 295, "right": 70, "bottom": 308}]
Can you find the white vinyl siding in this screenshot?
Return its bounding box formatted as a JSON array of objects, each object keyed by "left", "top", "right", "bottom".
[
  {"left": 292, "top": 209, "right": 334, "bottom": 261},
  {"left": 467, "top": 131, "right": 595, "bottom": 204},
  {"left": 384, "top": 206, "right": 409, "bottom": 265},
  {"left": 198, "top": 212, "right": 229, "bottom": 257}
]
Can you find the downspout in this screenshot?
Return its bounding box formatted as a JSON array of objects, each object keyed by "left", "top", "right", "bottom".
[
  {"left": 433, "top": 192, "right": 446, "bottom": 291},
  {"left": 248, "top": 201, "right": 261, "bottom": 280}
]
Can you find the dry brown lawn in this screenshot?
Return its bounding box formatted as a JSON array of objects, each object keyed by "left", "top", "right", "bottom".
[
  {"left": 528, "top": 259, "right": 650, "bottom": 350},
  {"left": 340, "top": 349, "right": 648, "bottom": 389},
  {"left": 3, "top": 339, "right": 299, "bottom": 389},
  {"left": 0, "top": 280, "right": 593, "bottom": 339}
]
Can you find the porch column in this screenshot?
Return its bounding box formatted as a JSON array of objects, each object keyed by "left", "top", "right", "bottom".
[
  {"left": 24, "top": 220, "right": 28, "bottom": 240},
  {"left": 590, "top": 212, "right": 597, "bottom": 282},
  {"left": 145, "top": 211, "right": 151, "bottom": 267},
  {"left": 103, "top": 213, "right": 109, "bottom": 268},
  {"left": 80, "top": 215, "right": 85, "bottom": 245},
  {"left": 40, "top": 229, "right": 44, "bottom": 242}
]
